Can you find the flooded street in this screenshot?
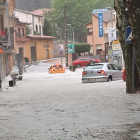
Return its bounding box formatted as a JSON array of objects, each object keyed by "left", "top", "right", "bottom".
[{"left": 0, "top": 63, "right": 140, "bottom": 140}]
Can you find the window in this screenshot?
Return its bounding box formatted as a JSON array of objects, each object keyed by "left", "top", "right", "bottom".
[
  {"left": 53, "top": 65, "right": 63, "bottom": 69},
  {"left": 18, "top": 28, "right": 20, "bottom": 37},
  {"left": 112, "top": 64, "right": 120, "bottom": 70},
  {"left": 96, "top": 49, "right": 102, "bottom": 55},
  {"left": 88, "top": 28, "right": 93, "bottom": 35},
  {"left": 79, "top": 59, "right": 85, "bottom": 61},
  {"left": 85, "top": 58, "right": 91, "bottom": 61},
  {"left": 107, "top": 64, "right": 114, "bottom": 70},
  {"left": 36, "top": 25, "right": 38, "bottom": 33},
  {"left": 22, "top": 28, "right": 24, "bottom": 36},
  {"left": 87, "top": 64, "right": 104, "bottom": 69}
]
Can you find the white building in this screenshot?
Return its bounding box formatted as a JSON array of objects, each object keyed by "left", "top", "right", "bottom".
[{"left": 14, "top": 9, "right": 44, "bottom": 36}]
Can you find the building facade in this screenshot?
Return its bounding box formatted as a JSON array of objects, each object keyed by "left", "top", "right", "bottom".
[
  {"left": 85, "top": 10, "right": 124, "bottom": 67},
  {"left": 0, "top": 0, "right": 16, "bottom": 80},
  {"left": 14, "top": 9, "right": 56, "bottom": 62},
  {"left": 14, "top": 9, "right": 44, "bottom": 36}
]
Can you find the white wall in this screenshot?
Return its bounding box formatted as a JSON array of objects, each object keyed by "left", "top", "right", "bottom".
[
  {"left": 14, "top": 9, "right": 44, "bottom": 36},
  {"left": 14, "top": 10, "right": 32, "bottom": 24}
]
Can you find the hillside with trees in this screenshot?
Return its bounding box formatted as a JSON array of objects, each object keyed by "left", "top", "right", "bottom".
[{"left": 15, "top": 0, "right": 52, "bottom": 11}]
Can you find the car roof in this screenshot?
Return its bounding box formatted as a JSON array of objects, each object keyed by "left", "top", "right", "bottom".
[{"left": 89, "top": 63, "right": 112, "bottom": 65}]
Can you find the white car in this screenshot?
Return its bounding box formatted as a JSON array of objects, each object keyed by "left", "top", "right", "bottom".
[{"left": 82, "top": 63, "right": 122, "bottom": 83}]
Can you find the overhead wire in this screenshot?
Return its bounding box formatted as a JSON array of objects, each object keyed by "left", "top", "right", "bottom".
[{"left": 34, "top": 0, "right": 64, "bottom": 20}]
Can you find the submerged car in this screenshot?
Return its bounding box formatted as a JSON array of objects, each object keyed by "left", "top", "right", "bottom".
[
  {"left": 82, "top": 63, "right": 122, "bottom": 83},
  {"left": 48, "top": 64, "right": 65, "bottom": 74},
  {"left": 73, "top": 57, "right": 100, "bottom": 67}
]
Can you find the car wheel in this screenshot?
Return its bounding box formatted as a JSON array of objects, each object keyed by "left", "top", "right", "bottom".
[
  {"left": 107, "top": 76, "right": 112, "bottom": 82},
  {"left": 76, "top": 64, "right": 81, "bottom": 68}
]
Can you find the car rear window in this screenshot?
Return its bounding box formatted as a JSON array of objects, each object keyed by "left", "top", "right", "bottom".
[
  {"left": 53, "top": 65, "right": 63, "bottom": 69},
  {"left": 79, "top": 59, "right": 85, "bottom": 61},
  {"left": 87, "top": 64, "right": 104, "bottom": 69}
]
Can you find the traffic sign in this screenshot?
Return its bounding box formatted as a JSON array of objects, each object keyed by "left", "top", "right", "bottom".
[
  {"left": 68, "top": 44, "right": 75, "bottom": 53},
  {"left": 98, "top": 13, "right": 103, "bottom": 37},
  {"left": 126, "top": 26, "right": 132, "bottom": 44},
  {"left": 93, "top": 9, "right": 108, "bottom": 14}
]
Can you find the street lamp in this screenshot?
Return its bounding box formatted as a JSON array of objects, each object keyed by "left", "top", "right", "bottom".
[
  {"left": 67, "top": 24, "right": 72, "bottom": 43},
  {"left": 57, "top": 28, "right": 61, "bottom": 42},
  {"left": 72, "top": 29, "right": 74, "bottom": 45},
  {"left": 66, "top": 29, "right": 69, "bottom": 41},
  {"left": 106, "top": 6, "right": 113, "bottom": 28}
]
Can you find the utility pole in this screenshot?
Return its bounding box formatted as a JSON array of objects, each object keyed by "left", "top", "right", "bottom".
[{"left": 64, "top": 6, "right": 68, "bottom": 67}]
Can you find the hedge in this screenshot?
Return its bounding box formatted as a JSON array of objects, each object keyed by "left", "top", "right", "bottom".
[{"left": 75, "top": 43, "right": 91, "bottom": 56}]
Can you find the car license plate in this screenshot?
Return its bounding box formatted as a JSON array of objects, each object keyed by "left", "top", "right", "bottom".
[{"left": 88, "top": 78, "right": 95, "bottom": 81}]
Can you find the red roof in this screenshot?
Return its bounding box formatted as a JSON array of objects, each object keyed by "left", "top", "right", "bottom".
[
  {"left": 32, "top": 9, "right": 52, "bottom": 16},
  {"left": 27, "top": 35, "right": 57, "bottom": 39}
]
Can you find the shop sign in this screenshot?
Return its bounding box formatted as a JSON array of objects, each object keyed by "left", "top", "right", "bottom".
[
  {"left": 113, "top": 50, "right": 122, "bottom": 55},
  {"left": 113, "top": 40, "right": 120, "bottom": 44},
  {"left": 112, "top": 43, "right": 121, "bottom": 51}
]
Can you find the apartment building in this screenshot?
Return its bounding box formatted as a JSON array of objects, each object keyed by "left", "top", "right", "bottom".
[{"left": 0, "top": 0, "right": 16, "bottom": 79}]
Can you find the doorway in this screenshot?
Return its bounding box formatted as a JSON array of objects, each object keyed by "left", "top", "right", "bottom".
[
  {"left": 30, "top": 46, "right": 36, "bottom": 61},
  {"left": 46, "top": 49, "right": 49, "bottom": 59},
  {"left": 19, "top": 48, "right": 23, "bottom": 61}
]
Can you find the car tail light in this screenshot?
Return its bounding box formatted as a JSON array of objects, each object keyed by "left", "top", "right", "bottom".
[
  {"left": 82, "top": 71, "right": 87, "bottom": 75},
  {"left": 97, "top": 70, "right": 105, "bottom": 74},
  {"left": 62, "top": 68, "right": 65, "bottom": 71},
  {"left": 51, "top": 69, "right": 55, "bottom": 71}
]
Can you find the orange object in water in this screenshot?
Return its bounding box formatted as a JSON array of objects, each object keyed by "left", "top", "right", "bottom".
[{"left": 0, "top": 49, "right": 3, "bottom": 53}]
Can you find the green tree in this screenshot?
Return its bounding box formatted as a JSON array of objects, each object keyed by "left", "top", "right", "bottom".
[
  {"left": 43, "top": 18, "right": 57, "bottom": 37},
  {"left": 51, "top": 22, "right": 57, "bottom": 37},
  {"left": 94, "top": 0, "right": 114, "bottom": 8},
  {"left": 114, "top": 0, "right": 140, "bottom": 93},
  {"left": 26, "top": 26, "right": 31, "bottom": 35},
  {"left": 75, "top": 43, "right": 91, "bottom": 56},
  {"left": 49, "top": 0, "right": 98, "bottom": 42},
  {"left": 43, "top": 18, "right": 52, "bottom": 36}
]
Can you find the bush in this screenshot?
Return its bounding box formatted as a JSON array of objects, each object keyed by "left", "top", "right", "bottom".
[
  {"left": 75, "top": 43, "right": 91, "bottom": 56},
  {"left": 24, "top": 57, "right": 29, "bottom": 62}
]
